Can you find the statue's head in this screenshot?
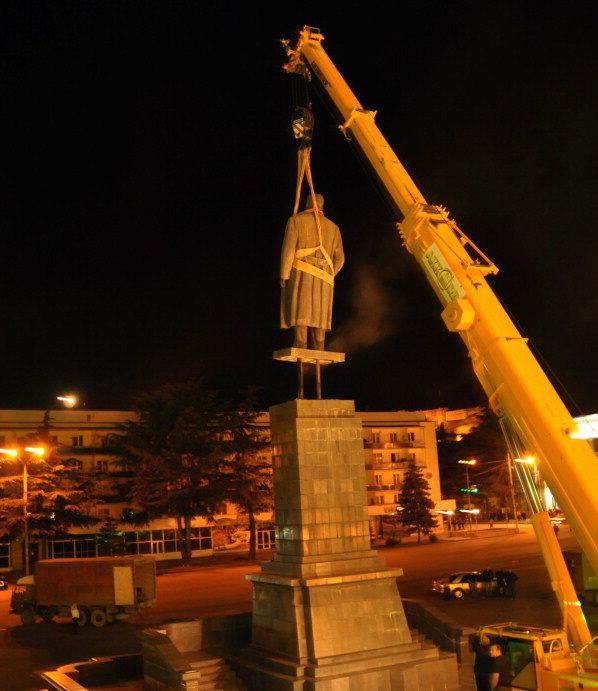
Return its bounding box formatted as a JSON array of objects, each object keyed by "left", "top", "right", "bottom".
[{"left": 304, "top": 193, "right": 324, "bottom": 211}]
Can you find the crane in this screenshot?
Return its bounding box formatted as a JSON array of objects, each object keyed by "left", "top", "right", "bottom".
[{"left": 281, "top": 25, "right": 598, "bottom": 688}]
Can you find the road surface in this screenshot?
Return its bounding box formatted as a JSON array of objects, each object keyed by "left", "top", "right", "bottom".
[{"left": 1, "top": 524, "right": 592, "bottom": 689}]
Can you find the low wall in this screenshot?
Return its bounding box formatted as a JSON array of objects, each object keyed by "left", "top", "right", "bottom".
[{"left": 402, "top": 597, "right": 476, "bottom": 681}]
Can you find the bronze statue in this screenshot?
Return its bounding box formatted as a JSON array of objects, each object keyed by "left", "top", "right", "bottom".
[{"left": 280, "top": 193, "right": 344, "bottom": 350}]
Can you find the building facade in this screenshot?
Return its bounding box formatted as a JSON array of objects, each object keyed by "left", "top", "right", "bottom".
[{"left": 0, "top": 407, "right": 449, "bottom": 571}]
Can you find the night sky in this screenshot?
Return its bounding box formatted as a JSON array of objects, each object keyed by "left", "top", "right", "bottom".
[{"left": 3, "top": 3, "right": 597, "bottom": 414}]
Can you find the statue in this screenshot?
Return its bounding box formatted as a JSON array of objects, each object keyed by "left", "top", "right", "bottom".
[{"left": 280, "top": 193, "right": 344, "bottom": 350}]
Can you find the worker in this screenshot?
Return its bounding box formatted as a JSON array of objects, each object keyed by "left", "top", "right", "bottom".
[
  {"left": 488, "top": 643, "right": 512, "bottom": 690},
  {"left": 71, "top": 602, "right": 80, "bottom": 635},
  {"left": 280, "top": 193, "right": 344, "bottom": 350},
  {"left": 472, "top": 632, "right": 492, "bottom": 691}
]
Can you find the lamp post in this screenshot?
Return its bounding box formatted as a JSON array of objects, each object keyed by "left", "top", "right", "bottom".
[
  {"left": 0, "top": 446, "right": 45, "bottom": 576},
  {"left": 458, "top": 459, "right": 477, "bottom": 531}
]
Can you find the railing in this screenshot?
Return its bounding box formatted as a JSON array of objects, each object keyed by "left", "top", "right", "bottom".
[
  {"left": 367, "top": 484, "right": 400, "bottom": 492},
  {"left": 364, "top": 441, "right": 424, "bottom": 449},
  {"left": 365, "top": 461, "right": 410, "bottom": 470}
]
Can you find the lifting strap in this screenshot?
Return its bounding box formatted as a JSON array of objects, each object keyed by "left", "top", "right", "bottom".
[{"left": 292, "top": 147, "right": 335, "bottom": 286}]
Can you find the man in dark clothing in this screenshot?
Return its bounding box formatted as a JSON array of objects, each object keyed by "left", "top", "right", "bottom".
[
  {"left": 495, "top": 570, "right": 507, "bottom": 597},
  {"left": 488, "top": 643, "right": 511, "bottom": 690},
  {"left": 473, "top": 633, "right": 492, "bottom": 691},
  {"left": 481, "top": 569, "right": 494, "bottom": 596},
  {"left": 505, "top": 571, "right": 518, "bottom": 598}
]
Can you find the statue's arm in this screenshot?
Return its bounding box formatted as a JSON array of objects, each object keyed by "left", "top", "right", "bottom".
[
  {"left": 333, "top": 226, "right": 345, "bottom": 275},
  {"left": 280, "top": 217, "right": 298, "bottom": 287}
]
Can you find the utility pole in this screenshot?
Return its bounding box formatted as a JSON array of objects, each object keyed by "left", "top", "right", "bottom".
[{"left": 22, "top": 459, "right": 29, "bottom": 576}]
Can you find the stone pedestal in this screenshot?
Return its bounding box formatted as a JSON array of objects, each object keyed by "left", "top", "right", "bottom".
[{"left": 232, "top": 400, "right": 459, "bottom": 690}]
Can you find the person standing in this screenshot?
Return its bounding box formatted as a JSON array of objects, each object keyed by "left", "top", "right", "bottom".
[
  {"left": 488, "top": 643, "right": 512, "bottom": 690},
  {"left": 71, "top": 603, "right": 80, "bottom": 634},
  {"left": 280, "top": 192, "right": 345, "bottom": 351},
  {"left": 481, "top": 569, "right": 494, "bottom": 596},
  {"left": 505, "top": 570, "right": 518, "bottom": 598},
  {"left": 472, "top": 633, "right": 492, "bottom": 691}
]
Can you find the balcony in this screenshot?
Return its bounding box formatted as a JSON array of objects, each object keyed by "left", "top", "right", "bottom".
[
  {"left": 366, "top": 484, "right": 400, "bottom": 492},
  {"left": 57, "top": 445, "right": 119, "bottom": 456},
  {"left": 364, "top": 440, "right": 423, "bottom": 449},
  {"left": 365, "top": 458, "right": 410, "bottom": 470}
]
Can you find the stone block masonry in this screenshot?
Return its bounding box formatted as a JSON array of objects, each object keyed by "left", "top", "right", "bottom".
[{"left": 231, "top": 399, "right": 459, "bottom": 690}]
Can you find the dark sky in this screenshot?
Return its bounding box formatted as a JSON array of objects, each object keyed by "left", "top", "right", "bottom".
[{"left": 2, "top": 2, "right": 597, "bottom": 413}]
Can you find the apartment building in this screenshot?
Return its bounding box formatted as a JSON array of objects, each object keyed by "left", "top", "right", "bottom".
[
  {"left": 360, "top": 411, "right": 454, "bottom": 536},
  {"left": 0, "top": 407, "right": 449, "bottom": 571}
]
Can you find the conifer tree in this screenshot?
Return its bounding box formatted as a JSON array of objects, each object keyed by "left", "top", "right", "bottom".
[
  {"left": 220, "top": 387, "right": 272, "bottom": 560},
  {"left": 398, "top": 460, "right": 438, "bottom": 543}
]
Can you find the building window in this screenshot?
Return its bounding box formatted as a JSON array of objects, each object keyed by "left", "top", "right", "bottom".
[
  {"left": 189, "top": 527, "right": 212, "bottom": 551},
  {"left": 393, "top": 474, "right": 401, "bottom": 486},
  {"left": 394, "top": 494, "right": 401, "bottom": 503},
  {"left": 409, "top": 452, "right": 416, "bottom": 462},
  {"left": 374, "top": 453, "right": 383, "bottom": 462},
  {"left": 375, "top": 495, "right": 384, "bottom": 505},
  {"left": 390, "top": 453, "right": 398, "bottom": 463},
  {"left": 374, "top": 474, "right": 383, "bottom": 485},
  {"left": 372, "top": 432, "right": 380, "bottom": 444},
  {"left": 0, "top": 542, "right": 10, "bottom": 568},
  {"left": 49, "top": 536, "right": 97, "bottom": 559},
  {"left": 390, "top": 432, "right": 398, "bottom": 443},
  {"left": 72, "top": 435, "right": 84, "bottom": 447},
  {"left": 407, "top": 432, "right": 415, "bottom": 442},
  {"left": 257, "top": 529, "right": 276, "bottom": 549},
  {"left": 95, "top": 460, "right": 109, "bottom": 472},
  {"left": 123, "top": 527, "right": 212, "bottom": 556}
]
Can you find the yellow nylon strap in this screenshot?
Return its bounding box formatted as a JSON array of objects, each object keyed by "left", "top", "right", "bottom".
[
  {"left": 295, "top": 246, "right": 320, "bottom": 258},
  {"left": 291, "top": 147, "right": 335, "bottom": 284},
  {"left": 293, "top": 259, "right": 334, "bottom": 285}
]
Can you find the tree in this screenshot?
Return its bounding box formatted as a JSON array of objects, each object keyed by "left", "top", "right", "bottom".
[
  {"left": 113, "top": 378, "right": 231, "bottom": 564},
  {"left": 398, "top": 460, "right": 438, "bottom": 543},
  {"left": 0, "top": 413, "right": 95, "bottom": 558},
  {"left": 436, "top": 410, "right": 528, "bottom": 517},
  {"left": 220, "top": 388, "right": 272, "bottom": 560}
]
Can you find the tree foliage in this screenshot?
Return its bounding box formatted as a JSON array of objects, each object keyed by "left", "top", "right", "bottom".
[
  {"left": 113, "top": 379, "right": 274, "bottom": 563},
  {"left": 398, "top": 460, "right": 438, "bottom": 542},
  {"left": 0, "top": 413, "right": 94, "bottom": 542},
  {"left": 436, "top": 410, "right": 507, "bottom": 497},
  {"left": 219, "top": 387, "right": 272, "bottom": 560},
  {"left": 112, "top": 379, "right": 229, "bottom": 562},
  {"left": 436, "top": 410, "right": 526, "bottom": 515}
]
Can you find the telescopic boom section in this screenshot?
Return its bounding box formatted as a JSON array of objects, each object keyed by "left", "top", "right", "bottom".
[{"left": 283, "top": 26, "right": 598, "bottom": 640}]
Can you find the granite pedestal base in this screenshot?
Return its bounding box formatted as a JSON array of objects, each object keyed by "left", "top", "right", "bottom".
[{"left": 232, "top": 400, "right": 458, "bottom": 689}]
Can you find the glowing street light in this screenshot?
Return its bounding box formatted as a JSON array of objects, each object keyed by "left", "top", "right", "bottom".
[
  {"left": 0, "top": 446, "right": 46, "bottom": 575},
  {"left": 513, "top": 456, "right": 535, "bottom": 464},
  {"left": 56, "top": 395, "right": 77, "bottom": 408}
]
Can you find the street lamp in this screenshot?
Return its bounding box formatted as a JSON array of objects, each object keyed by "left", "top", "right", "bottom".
[
  {"left": 458, "top": 459, "right": 477, "bottom": 530},
  {"left": 56, "top": 395, "right": 78, "bottom": 409},
  {"left": 0, "top": 446, "right": 46, "bottom": 576}
]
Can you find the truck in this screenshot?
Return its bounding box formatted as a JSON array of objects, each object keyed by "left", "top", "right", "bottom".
[
  {"left": 281, "top": 25, "right": 598, "bottom": 689},
  {"left": 10, "top": 556, "right": 156, "bottom": 627}
]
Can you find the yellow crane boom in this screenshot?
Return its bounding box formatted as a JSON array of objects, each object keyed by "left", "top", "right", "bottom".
[{"left": 283, "top": 25, "right": 598, "bottom": 648}]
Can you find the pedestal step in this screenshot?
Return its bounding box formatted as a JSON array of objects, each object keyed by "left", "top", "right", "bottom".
[{"left": 182, "top": 651, "right": 245, "bottom": 689}]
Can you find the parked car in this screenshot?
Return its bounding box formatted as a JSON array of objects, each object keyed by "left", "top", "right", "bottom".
[
  {"left": 0, "top": 575, "right": 8, "bottom": 591},
  {"left": 432, "top": 571, "right": 492, "bottom": 598}
]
